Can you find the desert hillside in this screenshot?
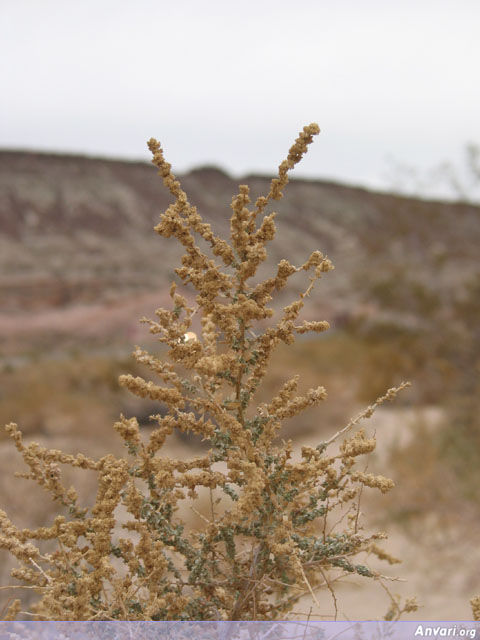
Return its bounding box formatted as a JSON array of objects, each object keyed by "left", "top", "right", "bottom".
[{"left": 2, "top": 149, "right": 479, "bottom": 318}]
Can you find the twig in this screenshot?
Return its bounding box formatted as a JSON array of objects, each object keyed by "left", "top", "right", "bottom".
[
  {"left": 302, "top": 606, "right": 313, "bottom": 640},
  {"left": 0, "top": 585, "right": 47, "bottom": 590},
  {"left": 190, "top": 505, "right": 211, "bottom": 525},
  {"left": 354, "top": 478, "right": 365, "bottom": 534},
  {"left": 323, "top": 382, "right": 411, "bottom": 447},
  {"left": 29, "top": 558, "right": 52, "bottom": 584},
  {"left": 297, "top": 560, "right": 321, "bottom": 610},
  {"left": 318, "top": 566, "right": 338, "bottom": 621}
]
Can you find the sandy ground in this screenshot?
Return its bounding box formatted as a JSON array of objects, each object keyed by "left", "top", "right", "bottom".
[
  {"left": 290, "top": 406, "right": 479, "bottom": 620},
  {"left": 0, "top": 406, "right": 478, "bottom": 620}
]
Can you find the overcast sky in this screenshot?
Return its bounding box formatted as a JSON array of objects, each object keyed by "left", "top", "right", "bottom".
[{"left": 2, "top": 0, "right": 480, "bottom": 198}]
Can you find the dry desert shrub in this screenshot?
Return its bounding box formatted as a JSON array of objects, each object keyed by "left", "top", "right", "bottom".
[{"left": 1, "top": 124, "right": 417, "bottom": 621}]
